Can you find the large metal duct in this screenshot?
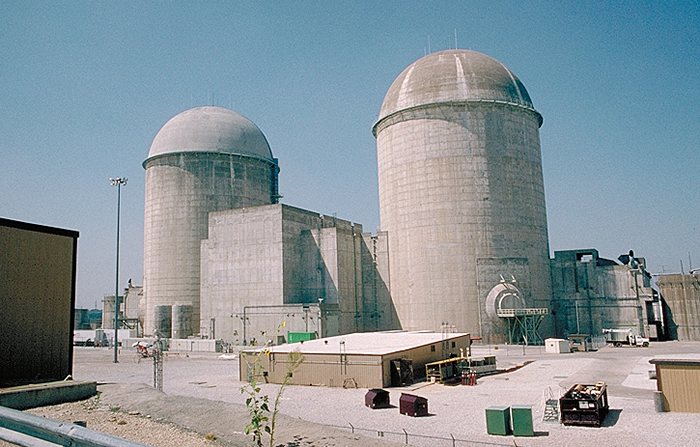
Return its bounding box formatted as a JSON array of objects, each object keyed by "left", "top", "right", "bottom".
[
  {"left": 373, "top": 50, "right": 552, "bottom": 341},
  {"left": 143, "top": 107, "right": 279, "bottom": 336}
]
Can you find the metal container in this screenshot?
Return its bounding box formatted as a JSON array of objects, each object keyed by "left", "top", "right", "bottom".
[
  {"left": 485, "top": 406, "right": 511, "bottom": 436},
  {"left": 511, "top": 405, "right": 534, "bottom": 436},
  {"left": 288, "top": 332, "right": 316, "bottom": 344},
  {"left": 153, "top": 305, "right": 172, "bottom": 338},
  {"left": 365, "top": 389, "right": 390, "bottom": 409},
  {"left": 172, "top": 304, "right": 192, "bottom": 339},
  {"left": 399, "top": 393, "right": 428, "bottom": 417},
  {"left": 560, "top": 383, "right": 609, "bottom": 427}
]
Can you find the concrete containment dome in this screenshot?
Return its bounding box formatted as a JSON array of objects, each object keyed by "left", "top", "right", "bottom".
[
  {"left": 374, "top": 49, "right": 541, "bottom": 133},
  {"left": 147, "top": 106, "right": 273, "bottom": 161},
  {"left": 373, "top": 49, "right": 552, "bottom": 342}
]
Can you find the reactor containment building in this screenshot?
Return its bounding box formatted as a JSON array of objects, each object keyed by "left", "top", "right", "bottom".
[
  {"left": 373, "top": 50, "right": 552, "bottom": 341},
  {"left": 140, "top": 49, "right": 553, "bottom": 344}
]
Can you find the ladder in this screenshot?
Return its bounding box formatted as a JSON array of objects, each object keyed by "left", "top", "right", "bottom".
[{"left": 543, "top": 387, "right": 560, "bottom": 422}]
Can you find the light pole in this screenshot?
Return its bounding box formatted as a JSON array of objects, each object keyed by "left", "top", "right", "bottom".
[{"left": 110, "top": 177, "right": 127, "bottom": 363}]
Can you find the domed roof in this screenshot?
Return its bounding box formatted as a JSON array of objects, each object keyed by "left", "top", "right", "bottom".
[
  {"left": 377, "top": 50, "right": 538, "bottom": 123},
  {"left": 147, "top": 106, "right": 273, "bottom": 161}
]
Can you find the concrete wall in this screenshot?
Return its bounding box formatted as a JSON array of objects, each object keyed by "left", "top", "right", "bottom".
[
  {"left": 658, "top": 274, "right": 700, "bottom": 341},
  {"left": 143, "top": 152, "right": 276, "bottom": 336},
  {"left": 199, "top": 204, "right": 396, "bottom": 344},
  {"left": 200, "top": 204, "right": 284, "bottom": 344},
  {"left": 361, "top": 231, "right": 398, "bottom": 331},
  {"left": 0, "top": 218, "right": 78, "bottom": 386}
]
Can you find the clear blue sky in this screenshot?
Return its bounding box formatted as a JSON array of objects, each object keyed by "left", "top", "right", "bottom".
[{"left": 1, "top": 1, "right": 698, "bottom": 309}]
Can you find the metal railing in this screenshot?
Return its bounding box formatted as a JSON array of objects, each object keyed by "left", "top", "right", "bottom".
[
  {"left": 496, "top": 308, "right": 548, "bottom": 317},
  {"left": 0, "top": 406, "right": 151, "bottom": 447}
]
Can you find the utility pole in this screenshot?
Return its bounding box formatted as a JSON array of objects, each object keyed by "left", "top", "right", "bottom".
[{"left": 110, "top": 177, "right": 127, "bottom": 363}]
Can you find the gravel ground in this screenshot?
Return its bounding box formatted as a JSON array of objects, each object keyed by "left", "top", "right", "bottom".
[
  {"left": 0, "top": 392, "right": 221, "bottom": 447},
  {"left": 4, "top": 342, "right": 700, "bottom": 447}
]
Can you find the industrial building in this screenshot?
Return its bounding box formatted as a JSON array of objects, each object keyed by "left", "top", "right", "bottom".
[
  {"left": 1, "top": 218, "right": 79, "bottom": 386},
  {"left": 136, "top": 49, "right": 553, "bottom": 346},
  {"left": 240, "top": 331, "right": 471, "bottom": 388},
  {"left": 142, "top": 107, "right": 280, "bottom": 338},
  {"left": 372, "top": 50, "right": 552, "bottom": 342},
  {"left": 141, "top": 106, "right": 397, "bottom": 345},
  {"left": 200, "top": 204, "right": 398, "bottom": 343},
  {"left": 131, "top": 49, "right": 697, "bottom": 348},
  {"left": 550, "top": 249, "right": 666, "bottom": 340},
  {"left": 657, "top": 272, "right": 700, "bottom": 341}
]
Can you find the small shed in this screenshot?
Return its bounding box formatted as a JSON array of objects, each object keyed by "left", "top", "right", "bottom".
[
  {"left": 365, "top": 389, "right": 390, "bottom": 409},
  {"left": 650, "top": 357, "right": 700, "bottom": 413},
  {"left": 545, "top": 338, "right": 570, "bottom": 354},
  {"left": 399, "top": 393, "right": 428, "bottom": 417}
]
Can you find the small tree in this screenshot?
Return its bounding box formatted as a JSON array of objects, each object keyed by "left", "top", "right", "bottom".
[
  {"left": 268, "top": 350, "right": 304, "bottom": 447},
  {"left": 241, "top": 327, "right": 304, "bottom": 447}
]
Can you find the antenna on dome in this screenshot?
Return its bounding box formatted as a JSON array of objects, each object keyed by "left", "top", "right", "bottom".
[
  {"left": 455, "top": 29, "right": 458, "bottom": 49},
  {"left": 428, "top": 35, "right": 431, "bottom": 54}
]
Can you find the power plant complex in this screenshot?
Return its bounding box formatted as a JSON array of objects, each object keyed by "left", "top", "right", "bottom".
[{"left": 120, "top": 49, "right": 677, "bottom": 347}]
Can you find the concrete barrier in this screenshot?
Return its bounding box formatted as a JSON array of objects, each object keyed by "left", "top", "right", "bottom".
[{"left": 0, "top": 380, "right": 97, "bottom": 410}]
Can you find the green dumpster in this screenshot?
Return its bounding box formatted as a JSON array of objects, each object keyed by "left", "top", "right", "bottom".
[
  {"left": 511, "top": 405, "right": 534, "bottom": 436},
  {"left": 485, "top": 406, "right": 511, "bottom": 435}
]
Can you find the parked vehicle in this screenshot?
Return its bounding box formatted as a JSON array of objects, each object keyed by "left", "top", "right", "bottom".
[{"left": 602, "top": 328, "right": 649, "bottom": 347}]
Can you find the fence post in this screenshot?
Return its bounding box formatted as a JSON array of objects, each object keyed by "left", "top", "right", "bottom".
[
  {"left": 450, "top": 432, "right": 455, "bottom": 447},
  {"left": 348, "top": 422, "right": 354, "bottom": 434},
  {"left": 403, "top": 428, "right": 408, "bottom": 444}
]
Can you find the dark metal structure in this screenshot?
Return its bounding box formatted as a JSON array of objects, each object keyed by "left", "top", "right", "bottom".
[
  {"left": 560, "top": 382, "right": 609, "bottom": 427},
  {"left": 364, "top": 389, "right": 390, "bottom": 409},
  {"left": 399, "top": 393, "right": 428, "bottom": 417}
]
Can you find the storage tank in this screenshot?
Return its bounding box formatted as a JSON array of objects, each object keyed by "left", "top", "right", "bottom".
[
  {"left": 143, "top": 106, "right": 279, "bottom": 336},
  {"left": 373, "top": 50, "right": 552, "bottom": 341},
  {"left": 172, "top": 304, "right": 193, "bottom": 339},
  {"left": 153, "top": 305, "right": 172, "bottom": 338}
]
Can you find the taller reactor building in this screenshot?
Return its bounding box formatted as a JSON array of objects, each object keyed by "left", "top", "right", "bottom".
[
  {"left": 373, "top": 50, "right": 552, "bottom": 339},
  {"left": 140, "top": 49, "right": 552, "bottom": 344}
]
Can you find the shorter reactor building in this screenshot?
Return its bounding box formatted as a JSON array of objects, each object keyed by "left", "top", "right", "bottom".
[{"left": 141, "top": 106, "right": 398, "bottom": 345}]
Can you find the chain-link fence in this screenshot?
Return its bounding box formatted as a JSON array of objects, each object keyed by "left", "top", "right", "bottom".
[{"left": 325, "top": 422, "right": 533, "bottom": 447}]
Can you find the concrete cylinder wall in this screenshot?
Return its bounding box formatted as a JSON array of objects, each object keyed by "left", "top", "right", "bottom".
[
  {"left": 143, "top": 107, "right": 277, "bottom": 336},
  {"left": 374, "top": 50, "right": 552, "bottom": 340}
]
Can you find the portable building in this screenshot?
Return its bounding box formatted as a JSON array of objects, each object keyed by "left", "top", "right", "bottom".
[
  {"left": 240, "top": 331, "right": 471, "bottom": 388},
  {"left": 545, "top": 338, "right": 570, "bottom": 354}
]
